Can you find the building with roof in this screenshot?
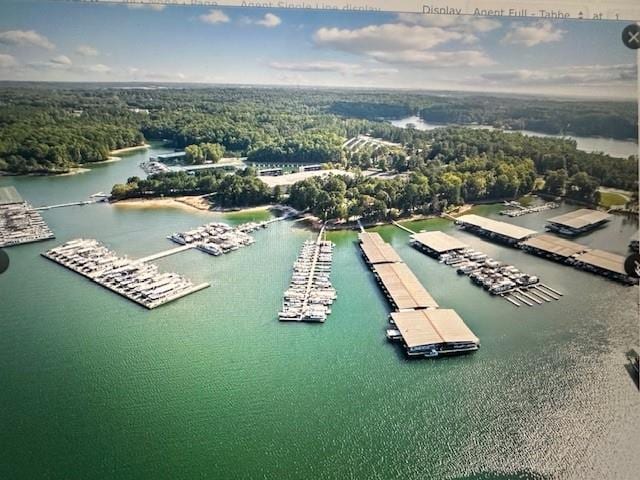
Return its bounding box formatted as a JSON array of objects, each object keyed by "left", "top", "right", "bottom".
[
  {"left": 358, "top": 232, "right": 403, "bottom": 265},
  {"left": 390, "top": 309, "right": 480, "bottom": 356},
  {"left": 372, "top": 262, "right": 439, "bottom": 311},
  {"left": 358, "top": 230, "right": 479, "bottom": 358},
  {"left": 410, "top": 231, "right": 468, "bottom": 258},
  {"left": 546, "top": 208, "right": 612, "bottom": 236},
  {"left": 520, "top": 234, "right": 590, "bottom": 262},
  {"left": 258, "top": 169, "right": 352, "bottom": 192},
  {"left": 571, "top": 249, "right": 634, "bottom": 284},
  {"left": 456, "top": 214, "right": 536, "bottom": 245}
]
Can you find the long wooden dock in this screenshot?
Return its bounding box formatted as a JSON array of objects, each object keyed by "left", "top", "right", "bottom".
[
  {"left": 139, "top": 244, "right": 195, "bottom": 263},
  {"left": 34, "top": 199, "right": 100, "bottom": 210}
]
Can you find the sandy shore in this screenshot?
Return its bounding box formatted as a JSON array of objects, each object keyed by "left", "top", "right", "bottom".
[
  {"left": 110, "top": 144, "right": 150, "bottom": 155},
  {"left": 113, "top": 196, "right": 213, "bottom": 214},
  {"left": 55, "top": 167, "right": 91, "bottom": 176}
]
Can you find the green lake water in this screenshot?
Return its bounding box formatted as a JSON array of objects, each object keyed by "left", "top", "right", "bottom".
[{"left": 1, "top": 149, "right": 639, "bottom": 479}]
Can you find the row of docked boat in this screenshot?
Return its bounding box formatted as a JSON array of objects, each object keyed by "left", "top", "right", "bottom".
[
  {"left": 500, "top": 201, "right": 559, "bottom": 217},
  {"left": 168, "top": 222, "right": 255, "bottom": 256},
  {"left": 279, "top": 239, "right": 337, "bottom": 322},
  {"left": 440, "top": 248, "right": 540, "bottom": 295},
  {"left": 139, "top": 160, "right": 171, "bottom": 175},
  {"left": 0, "top": 202, "right": 55, "bottom": 248},
  {"left": 42, "top": 239, "right": 208, "bottom": 309}
]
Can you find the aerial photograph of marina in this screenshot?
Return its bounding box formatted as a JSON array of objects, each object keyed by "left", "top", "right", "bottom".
[{"left": 0, "top": 1, "right": 638, "bottom": 479}]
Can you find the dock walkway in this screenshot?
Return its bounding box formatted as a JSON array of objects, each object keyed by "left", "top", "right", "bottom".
[{"left": 139, "top": 244, "right": 195, "bottom": 263}]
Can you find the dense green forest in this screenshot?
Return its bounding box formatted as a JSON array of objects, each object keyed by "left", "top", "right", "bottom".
[
  {"left": 111, "top": 123, "right": 634, "bottom": 218},
  {"left": 1, "top": 85, "right": 637, "bottom": 176}
]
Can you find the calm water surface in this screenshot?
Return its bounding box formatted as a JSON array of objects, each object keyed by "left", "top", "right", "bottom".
[
  {"left": 391, "top": 116, "right": 639, "bottom": 159},
  {"left": 1, "top": 149, "right": 638, "bottom": 479}
]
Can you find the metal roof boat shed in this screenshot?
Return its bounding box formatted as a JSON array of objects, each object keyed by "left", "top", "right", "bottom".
[
  {"left": 546, "top": 209, "right": 612, "bottom": 236},
  {"left": 456, "top": 214, "right": 537, "bottom": 245},
  {"left": 410, "top": 231, "right": 468, "bottom": 257},
  {"left": 372, "top": 262, "right": 439, "bottom": 311},
  {"left": 358, "top": 232, "right": 403, "bottom": 265},
  {"left": 572, "top": 249, "right": 632, "bottom": 283},
  {"left": 390, "top": 309, "right": 479, "bottom": 356},
  {"left": 519, "top": 234, "right": 590, "bottom": 260}
]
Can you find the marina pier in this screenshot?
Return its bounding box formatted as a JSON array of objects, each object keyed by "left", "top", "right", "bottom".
[
  {"left": 279, "top": 227, "right": 337, "bottom": 322},
  {"left": 0, "top": 186, "right": 55, "bottom": 248},
  {"left": 545, "top": 208, "right": 612, "bottom": 236},
  {"left": 42, "top": 239, "right": 209, "bottom": 309},
  {"left": 521, "top": 233, "right": 636, "bottom": 285},
  {"left": 454, "top": 213, "right": 635, "bottom": 284},
  {"left": 358, "top": 231, "right": 479, "bottom": 358},
  {"left": 455, "top": 214, "right": 537, "bottom": 246}
]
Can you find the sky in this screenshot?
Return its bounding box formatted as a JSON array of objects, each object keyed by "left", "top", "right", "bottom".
[{"left": 0, "top": 1, "right": 637, "bottom": 99}]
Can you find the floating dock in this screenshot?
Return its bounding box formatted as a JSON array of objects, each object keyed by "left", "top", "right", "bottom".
[
  {"left": 0, "top": 186, "right": 55, "bottom": 247},
  {"left": 168, "top": 221, "right": 257, "bottom": 256},
  {"left": 520, "top": 233, "right": 636, "bottom": 285},
  {"left": 279, "top": 227, "right": 336, "bottom": 322},
  {"left": 455, "top": 214, "right": 537, "bottom": 246},
  {"left": 545, "top": 208, "right": 612, "bottom": 236},
  {"left": 42, "top": 239, "right": 209, "bottom": 309},
  {"left": 500, "top": 201, "right": 559, "bottom": 217},
  {"left": 410, "top": 230, "right": 562, "bottom": 307},
  {"left": 358, "top": 232, "right": 479, "bottom": 358}
]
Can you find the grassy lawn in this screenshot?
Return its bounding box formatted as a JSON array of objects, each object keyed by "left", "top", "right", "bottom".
[{"left": 599, "top": 191, "right": 628, "bottom": 208}]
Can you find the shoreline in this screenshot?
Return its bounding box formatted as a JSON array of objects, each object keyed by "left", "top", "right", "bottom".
[
  {"left": 113, "top": 196, "right": 213, "bottom": 214},
  {"left": 109, "top": 144, "right": 150, "bottom": 156}
]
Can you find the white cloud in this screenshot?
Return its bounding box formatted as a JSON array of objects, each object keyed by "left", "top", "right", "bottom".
[
  {"left": 87, "top": 63, "right": 111, "bottom": 73},
  {"left": 76, "top": 45, "right": 99, "bottom": 57},
  {"left": 396, "top": 13, "right": 501, "bottom": 33},
  {"left": 0, "top": 54, "right": 17, "bottom": 68},
  {"left": 268, "top": 60, "right": 397, "bottom": 76},
  {"left": 0, "top": 30, "right": 55, "bottom": 49},
  {"left": 127, "top": 4, "right": 166, "bottom": 11},
  {"left": 50, "top": 55, "right": 72, "bottom": 66},
  {"left": 199, "top": 9, "right": 230, "bottom": 25},
  {"left": 314, "top": 24, "right": 463, "bottom": 53},
  {"left": 501, "top": 21, "right": 565, "bottom": 47},
  {"left": 371, "top": 49, "right": 495, "bottom": 68},
  {"left": 27, "top": 55, "right": 73, "bottom": 70},
  {"left": 313, "top": 23, "right": 494, "bottom": 69},
  {"left": 481, "top": 64, "right": 636, "bottom": 85},
  {"left": 256, "top": 13, "right": 282, "bottom": 28}
]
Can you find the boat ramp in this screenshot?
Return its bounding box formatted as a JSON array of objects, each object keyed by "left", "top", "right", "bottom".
[
  {"left": 42, "top": 239, "right": 209, "bottom": 309},
  {"left": 358, "top": 231, "right": 479, "bottom": 358},
  {"left": 279, "top": 227, "right": 337, "bottom": 322}
]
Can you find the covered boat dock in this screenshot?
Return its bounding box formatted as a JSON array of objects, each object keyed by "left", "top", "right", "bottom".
[
  {"left": 456, "top": 214, "right": 537, "bottom": 245},
  {"left": 520, "top": 234, "right": 590, "bottom": 262},
  {"left": 358, "top": 232, "right": 403, "bottom": 265},
  {"left": 410, "top": 231, "right": 468, "bottom": 258},
  {"left": 546, "top": 208, "right": 612, "bottom": 236},
  {"left": 519, "top": 233, "right": 636, "bottom": 284},
  {"left": 372, "top": 262, "right": 439, "bottom": 311},
  {"left": 572, "top": 249, "right": 633, "bottom": 284},
  {"left": 390, "top": 309, "right": 480, "bottom": 356}
]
